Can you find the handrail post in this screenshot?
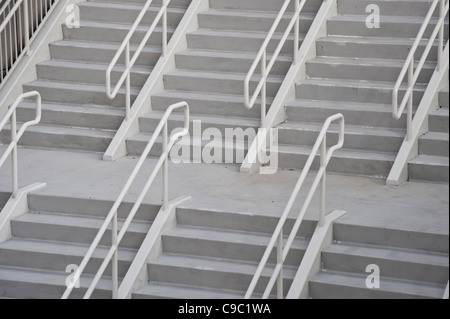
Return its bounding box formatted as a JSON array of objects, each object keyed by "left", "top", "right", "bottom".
[
  {"left": 111, "top": 212, "right": 119, "bottom": 299},
  {"left": 407, "top": 59, "right": 414, "bottom": 141},
  {"left": 125, "top": 42, "right": 131, "bottom": 121},
  {"left": 23, "top": 0, "right": 30, "bottom": 55},
  {"left": 11, "top": 108, "right": 18, "bottom": 197},
  {"left": 277, "top": 231, "right": 283, "bottom": 299},
  {"left": 261, "top": 50, "right": 267, "bottom": 128},
  {"left": 162, "top": 122, "right": 168, "bottom": 210},
  {"left": 294, "top": 0, "right": 300, "bottom": 64},
  {"left": 438, "top": 0, "right": 444, "bottom": 70},
  {"left": 162, "top": 0, "right": 169, "bottom": 57},
  {"left": 319, "top": 136, "right": 326, "bottom": 227}
]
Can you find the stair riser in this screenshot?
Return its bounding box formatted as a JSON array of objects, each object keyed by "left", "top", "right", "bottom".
[
  {"left": 175, "top": 53, "right": 292, "bottom": 76},
  {"left": 176, "top": 208, "right": 317, "bottom": 237},
  {"left": 151, "top": 95, "right": 261, "bottom": 118},
  {"left": 104, "top": 0, "right": 190, "bottom": 5},
  {"left": 286, "top": 105, "right": 407, "bottom": 129},
  {"left": 49, "top": 43, "right": 161, "bottom": 66},
  {"left": 209, "top": 0, "right": 323, "bottom": 13},
  {"left": 439, "top": 90, "right": 449, "bottom": 109},
  {"left": 306, "top": 61, "right": 434, "bottom": 84},
  {"left": 333, "top": 223, "right": 449, "bottom": 253},
  {"left": 428, "top": 113, "right": 449, "bottom": 133},
  {"left": 337, "top": 0, "right": 440, "bottom": 17},
  {"left": 278, "top": 129, "right": 404, "bottom": 153},
  {"left": 163, "top": 74, "right": 282, "bottom": 96},
  {"left": 408, "top": 162, "right": 449, "bottom": 183},
  {"left": 36, "top": 64, "right": 150, "bottom": 88},
  {"left": 419, "top": 138, "right": 449, "bottom": 157},
  {"left": 317, "top": 39, "right": 440, "bottom": 60},
  {"left": 322, "top": 252, "right": 448, "bottom": 284},
  {"left": 161, "top": 235, "right": 305, "bottom": 265},
  {"left": 16, "top": 107, "right": 123, "bottom": 131},
  {"left": 277, "top": 152, "right": 393, "bottom": 178},
  {"left": 295, "top": 83, "right": 425, "bottom": 106},
  {"left": 27, "top": 195, "right": 160, "bottom": 222},
  {"left": 327, "top": 19, "right": 449, "bottom": 38}
]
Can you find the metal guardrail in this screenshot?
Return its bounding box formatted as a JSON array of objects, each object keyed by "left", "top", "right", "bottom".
[
  {"left": 245, "top": 113, "right": 344, "bottom": 299},
  {"left": 244, "top": 0, "right": 306, "bottom": 128},
  {"left": 0, "top": 91, "right": 41, "bottom": 197},
  {"left": 0, "top": 0, "right": 58, "bottom": 86},
  {"left": 392, "top": 0, "right": 449, "bottom": 140},
  {"left": 62, "top": 101, "right": 189, "bottom": 299},
  {"left": 106, "top": 0, "right": 170, "bottom": 121}
]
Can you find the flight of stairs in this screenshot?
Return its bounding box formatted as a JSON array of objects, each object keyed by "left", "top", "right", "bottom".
[
  {"left": 409, "top": 86, "right": 449, "bottom": 182},
  {"left": 126, "top": 0, "right": 323, "bottom": 160},
  {"left": 274, "top": 0, "right": 449, "bottom": 179},
  {"left": 309, "top": 220, "right": 449, "bottom": 299},
  {"left": 0, "top": 0, "right": 191, "bottom": 152}
]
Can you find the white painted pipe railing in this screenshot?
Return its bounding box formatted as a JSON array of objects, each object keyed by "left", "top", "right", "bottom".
[
  {"left": 62, "top": 101, "right": 189, "bottom": 299},
  {"left": 244, "top": 0, "right": 306, "bottom": 128},
  {"left": 0, "top": 0, "right": 58, "bottom": 86},
  {"left": 392, "top": 0, "right": 449, "bottom": 140},
  {"left": 245, "top": 114, "right": 344, "bottom": 299},
  {"left": 0, "top": 91, "right": 41, "bottom": 197},
  {"left": 106, "top": 0, "right": 170, "bottom": 121}
]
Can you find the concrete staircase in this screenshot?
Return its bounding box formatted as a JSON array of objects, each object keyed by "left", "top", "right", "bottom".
[
  {"left": 409, "top": 86, "right": 449, "bottom": 182},
  {"left": 0, "top": 194, "right": 160, "bottom": 298},
  {"left": 274, "top": 0, "right": 449, "bottom": 179},
  {"left": 309, "top": 220, "right": 449, "bottom": 299},
  {"left": 0, "top": 0, "right": 191, "bottom": 152},
  {"left": 126, "top": 0, "right": 323, "bottom": 160}
]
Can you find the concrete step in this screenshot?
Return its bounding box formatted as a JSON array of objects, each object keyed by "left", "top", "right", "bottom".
[
  {"left": 16, "top": 101, "right": 124, "bottom": 131},
  {"left": 316, "top": 36, "right": 440, "bottom": 60},
  {"left": 327, "top": 14, "right": 449, "bottom": 38},
  {"left": 278, "top": 122, "right": 405, "bottom": 153},
  {"left": 161, "top": 225, "right": 309, "bottom": 265},
  {"left": 275, "top": 145, "right": 396, "bottom": 178},
  {"left": 49, "top": 40, "right": 162, "bottom": 66},
  {"left": 0, "top": 123, "right": 114, "bottom": 152},
  {"left": 306, "top": 57, "right": 435, "bottom": 83},
  {"left": 309, "top": 270, "right": 446, "bottom": 299},
  {"left": 102, "top": 0, "right": 191, "bottom": 7},
  {"left": 23, "top": 80, "right": 139, "bottom": 107},
  {"left": 322, "top": 242, "right": 449, "bottom": 284},
  {"left": 163, "top": 69, "right": 283, "bottom": 97},
  {"left": 418, "top": 132, "right": 449, "bottom": 157},
  {"left": 133, "top": 281, "right": 243, "bottom": 299},
  {"left": 10, "top": 211, "right": 151, "bottom": 249},
  {"left": 295, "top": 78, "right": 426, "bottom": 106},
  {"left": 208, "top": 0, "right": 323, "bottom": 13},
  {"left": 198, "top": 9, "right": 315, "bottom": 33},
  {"left": 0, "top": 266, "right": 113, "bottom": 299},
  {"left": 186, "top": 28, "right": 305, "bottom": 54},
  {"left": 151, "top": 90, "right": 263, "bottom": 118},
  {"left": 408, "top": 155, "right": 449, "bottom": 183},
  {"left": 78, "top": 1, "right": 186, "bottom": 26},
  {"left": 62, "top": 21, "right": 175, "bottom": 45},
  {"left": 337, "top": 0, "right": 441, "bottom": 17},
  {"left": 138, "top": 111, "right": 260, "bottom": 137},
  {"left": 285, "top": 99, "right": 408, "bottom": 129},
  {"left": 0, "top": 238, "right": 136, "bottom": 278},
  {"left": 428, "top": 108, "right": 449, "bottom": 133},
  {"left": 36, "top": 60, "right": 152, "bottom": 88},
  {"left": 175, "top": 49, "right": 293, "bottom": 76},
  {"left": 440, "top": 87, "right": 449, "bottom": 109},
  {"left": 146, "top": 253, "right": 297, "bottom": 295}
]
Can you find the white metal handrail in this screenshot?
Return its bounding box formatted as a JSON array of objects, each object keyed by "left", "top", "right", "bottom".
[
  {"left": 0, "top": 0, "right": 58, "bottom": 85},
  {"left": 62, "top": 101, "right": 189, "bottom": 299},
  {"left": 0, "top": 91, "right": 41, "bottom": 197},
  {"left": 106, "top": 0, "right": 170, "bottom": 121},
  {"left": 245, "top": 113, "right": 344, "bottom": 299},
  {"left": 393, "top": 0, "right": 449, "bottom": 140},
  {"left": 244, "top": 0, "right": 306, "bottom": 128}
]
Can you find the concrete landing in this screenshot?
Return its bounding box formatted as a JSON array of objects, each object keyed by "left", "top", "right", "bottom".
[{"left": 0, "top": 146, "right": 448, "bottom": 237}]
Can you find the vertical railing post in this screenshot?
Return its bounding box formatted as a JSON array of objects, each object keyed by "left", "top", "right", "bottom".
[
  {"left": 407, "top": 59, "right": 414, "bottom": 141},
  {"left": 319, "top": 136, "right": 326, "bottom": 227},
  {"left": 23, "top": 0, "right": 30, "bottom": 55},
  {"left": 261, "top": 50, "right": 267, "bottom": 129},
  {"left": 125, "top": 41, "right": 131, "bottom": 121},
  {"left": 277, "top": 231, "right": 283, "bottom": 299},
  {"left": 437, "top": 0, "right": 444, "bottom": 71},
  {"left": 294, "top": 0, "right": 300, "bottom": 65},
  {"left": 162, "top": 122, "right": 168, "bottom": 210},
  {"left": 111, "top": 212, "right": 118, "bottom": 299},
  {"left": 162, "top": 0, "right": 169, "bottom": 57},
  {"left": 11, "top": 108, "right": 18, "bottom": 197}
]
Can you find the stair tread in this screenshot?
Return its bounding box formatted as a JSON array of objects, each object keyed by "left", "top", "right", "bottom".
[
  {"left": 177, "top": 48, "right": 293, "bottom": 61},
  {"left": 2, "top": 123, "right": 116, "bottom": 138},
  {"left": 410, "top": 154, "right": 449, "bottom": 166},
  {"left": 19, "top": 101, "right": 125, "bottom": 116},
  {"left": 75, "top": 20, "right": 176, "bottom": 33},
  {"left": 419, "top": 131, "right": 449, "bottom": 141},
  {"left": 329, "top": 14, "right": 444, "bottom": 24},
  {"left": 299, "top": 78, "right": 428, "bottom": 90},
  {"left": 78, "top": 1, "right": 187, "bottom": 13},
  {"left": 50, "top": 39, "right": 163, "bottom": 54},
  {"left": 166, "top": 68, "right": 284, "bottom": 82},
  {"left": 38, "top": 59, "right": 152, "bottom": 74},
  {"left": 201, "top": 8, "right": 316, "bottom": 20},
  {"left": 311, "top": 270, "right": 446, "bottom": 298},
  {"left": 318, "top": 35, "right": 433, "bottom": 46},
  {"left": 309, "top": 56, "right": 437, "bottom": 68},
  {"left": 286, "top": 99, "right": 396, "bottom": 112},
  {"left": 190, "top": 28, "right": 307, "bottom": 41}
]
